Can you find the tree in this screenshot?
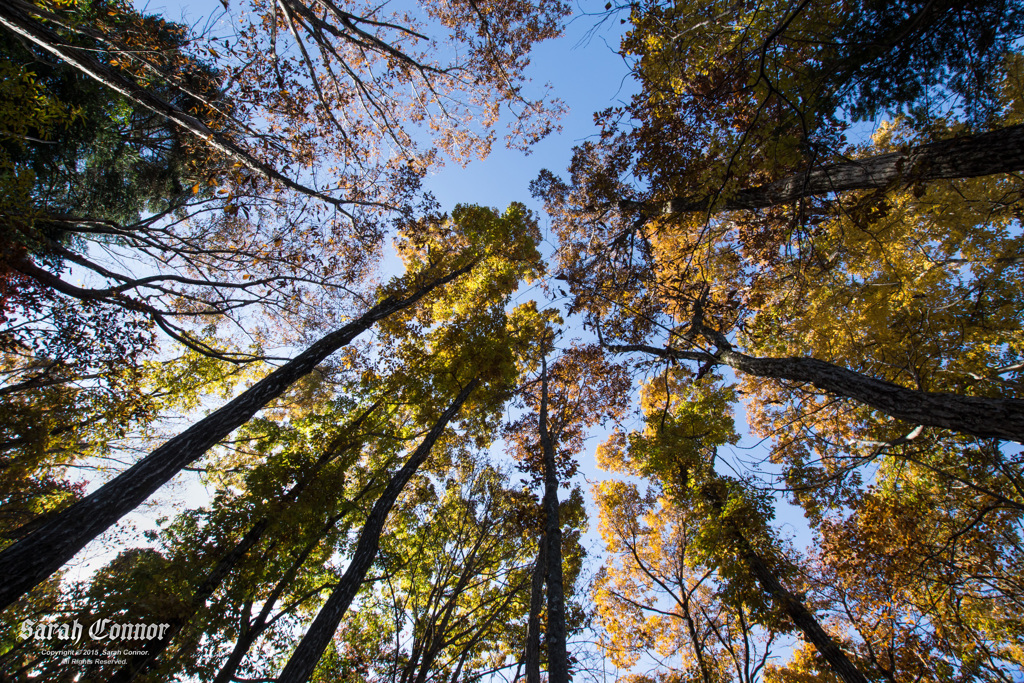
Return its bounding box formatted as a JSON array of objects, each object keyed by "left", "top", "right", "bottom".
[
  {"left": 532, "top": 4, "right": 1024, "bottom": 457},
  {"left": 1, "top": 0, "right": 569, "bottom": 637},
  {"left": 274, "top": 204, "right": 545, "bottom": 682},
  {"left": 0, "top": 0, "right": 569, "bottom": 340},
  {"left": 2, "top": 0, "right": 570, "bottom": 212},
  {"left": 807, "top": 483, "right": 1024, "bottom": 682},
  {"left": 3, "top": 386, "right": 386, "bottom": 681},
  {"left": 597, "top": 368, "right": 871, "bottom": 683},
  {"left": 573, "top": 0, "right": 1024, "bottom": 226},
  {"left": 6, "top": 0, "right": 1024, "bottom": 680},
  {"left": 0, "top": 3, "right": 235, "bottom": 541},
  {"left": 594, "top": 478, "right": 779, "bottom": 683},
  {"left": 0, "top": 202, "right": 542, "bottom": 612},
  {"left": 102, "top": 399, "right": 383, "bottom": 682},
  {"left": 0, "top": 0, "right": 571, "bottom": 542},
  {"left": 617, "top": 122, "right": 1024, "bottom": 217},
  {"left": 275, "top": 358, "right": 485, "bottom": 681},
  {"left": 0, "top": 266, "right": 454, "bottom": 611},
  {"left": 255, "top": 378, "right": 482, "bottom": 683},
  {"left": 2, "top": 211, "right": 541, "bottom": 679},
  {"left": 331, "top": 462, "right": 539, "bottom": 683},
  {"left": 505, "top": 338, "right": 632, "bottom": 683}
]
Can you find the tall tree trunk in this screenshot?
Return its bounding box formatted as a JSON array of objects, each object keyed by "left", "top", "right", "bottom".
[
  {"left": 0, "top": 265, "right": 472, "bottom": 612},
  {"left": 538, "top": 358, "right": 569, "bottom": 683},
  {"left": 605, "top": 339, "right": 1024, "bottom": 443},
  {"left": 619, "top": 123, "right": 1024, "bottom": 216},
  {"left": 451, "top": 647, "right": 476, "bottom": 683},
  {"left": 209, "top": 512, "right": 342, "bottom": 683},
  {"left": 714, "top": 347, "right": 1024, "bottom": 443},
  {"left": 209, "top": 604, "right": 263, "bottom": 683},
  {"left": 410, "top": 540, "right": 490, "bottom": 683},
  {"left": 523, "top": 535, "right": 547, "bottom": 683},
  {"left": 702, "top": 484, "right": 868, "bottom": 683},
  {"left": 739, "top": 541, "right": 868, "bottom": 683},
  {"left": 422, "top": 576, "right": 527, "bottom": 683},
  {"left": 276, "top": 378, "right": 480, "bottom": 683}
]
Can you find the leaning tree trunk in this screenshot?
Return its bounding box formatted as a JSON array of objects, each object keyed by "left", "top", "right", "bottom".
[
  {"left": 209, "top": 510, "right": 345, "bottom": 683},
  {"left": 619, "top": 122, "right": 1024, "bottom": 215},
  {"left": 275, "top": 378, "right": 480, "bottom": 683},
  {"left": 538, "top": 359, "right": 569, "bottom": 683},
  {"left": 408, "top": 541, "right": 490, "bottom": 683},
  {"left": 702, "top": 483, "right": 869, "bottom": 683},
  {"left": 605, "top": 340, "right": 1024, "bottom": 443},
  {"left": 208, "top": 608, "right": 266, "bottom": 683},
  {"left": 714, "top": 347, "right": 1024, "bottom": 443},
  {"left": 739, "top": 540, "right": 868, "bottom": 683},
  {"left": 0, "top": 265, "right": 472, "bottom": 612}
]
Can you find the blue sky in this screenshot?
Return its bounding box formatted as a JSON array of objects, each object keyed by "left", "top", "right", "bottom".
[{"left": 421, "top": 8, "right": 635, "bottom": 213}]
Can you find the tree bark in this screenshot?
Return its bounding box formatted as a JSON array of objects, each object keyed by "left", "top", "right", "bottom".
[
  {"left": 538, "top": 358, "right": 569, "bottom": 683},
  {"left": 0, "top": 265, "right": 472, "bottom": 612},
  {"left": 523, "top": 534, "right": 547, "bottom": 683},
  {"left": 209, "top": 512, "right": 343, "bottom": 683},
  {"left": 701, "top": 484, "right": 868, "bottom": 683},
  {"left": 275, "top": 378, "right": 480, "bottom": 683},
  {"left": 604, "top": 340, "right": 1024, "bottom": 443},
  {"left": 619, "top": 123, "right": 1024, "bottom": 215},
  {"left": 739, "top": 542, "right": 868, "bottom": 683},
  {"left": 208, "top": 605, "right": 263, "bottom": 683},
  {"left": 715, "top": 347, "right": 1024, "bottom": 443}
]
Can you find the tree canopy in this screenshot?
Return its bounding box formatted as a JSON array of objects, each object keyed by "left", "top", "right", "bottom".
[{"left": 1, "top": 0, "right": 1023, "bottom": 682}]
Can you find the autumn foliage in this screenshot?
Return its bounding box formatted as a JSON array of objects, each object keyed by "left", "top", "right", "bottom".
[{"left": 2, "top": 0, "right": 1024, "bottom": 682}]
